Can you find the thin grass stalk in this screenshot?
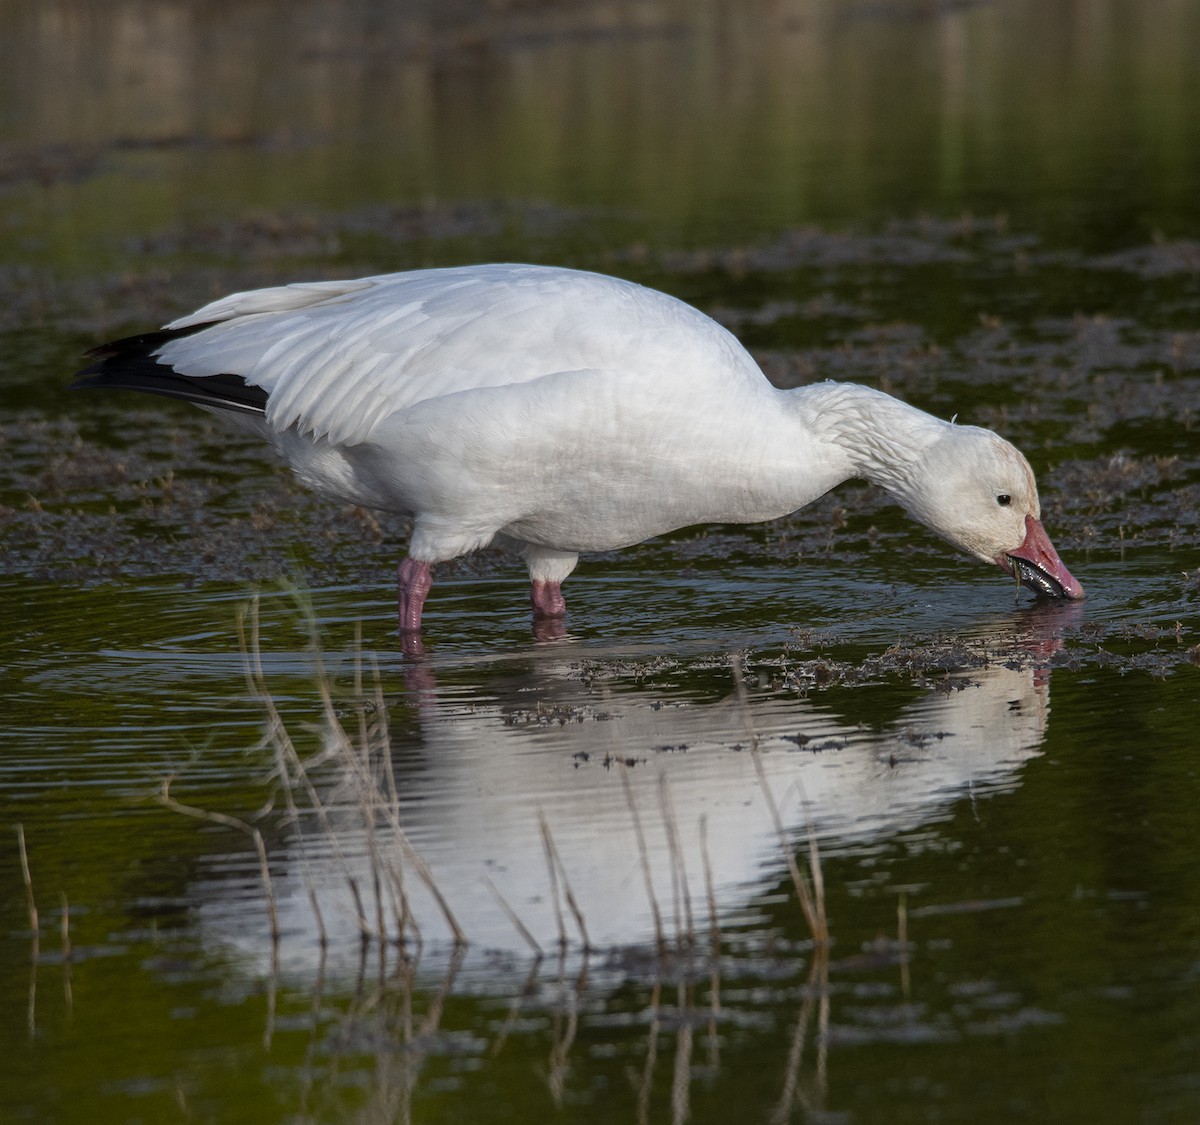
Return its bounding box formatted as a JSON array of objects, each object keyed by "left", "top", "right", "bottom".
[
  {"left": 699, "top": 815, "right": 722, "bottom": 1070},
  {"left": 17, "top": 825, "right": 38, "bottom": 1037},
  {"left": 307, "top": 885, "right": 328, "bottom": 949},
  {"left": 620, "top": 763, "right": 666, "bottom": 954},
  {"left": 286, "top": 737, "right": 373, "bottom": 940},
  {"left": 361, "top": 745, "right": 463, "bottom": 945},
  {"left": 16, "top": 824, "right": 37, "bottom": 935},
  {"left": 484, "top": 877, "right": 544, "bottom": 957},
  {"left": 538, "top": 813, "right": 590, "bottom": 950},
  {"left": 308, "top": 635, "right": 460, "bottom": 947},
  {"left": 805, "top": 807, "right": 827, "bottom": 932},
  {"left": 731, "top": 657, "right": 829, "bottom": 945},
  {"left": 157, "top": 776, "right": 281, "bottom": 946},
  {"left": 595, "top": 680, "right": 666, "bottom": 953},
  {"left": 418, "top": 944, "right": 465, "bottom": 1039},
  {"left": 546, "top": 955, "right": 582, "bottom": 1108},
  {"left": 264, "top": 954, "right": 279, "bottom": 1051},
  {"left": 490, "top": 955, "right": 544, "bottom": 1057},
  {"left": 699, "top": 814, "right": 721, "bottom": 961},
  {"left": 238, "top": 600, "right": 344, "bottom": 942},
  {"left": 559, "top": 876, "right": 590, "bottom": 952},
  {"left": 636, "top": 979, "right": 663, "bottom": 1125},
  {"left": 559, "top": 873, "right": 590, "bottom": 952},
  {"left": 237, "top": 600, "right": 295, "bottom": 777},
  {"left": 753, "top": 750, "right": 827, "bottom": 943},
  {"left": 379, "top": 808, "right": 464, "bottom": 946},
  {"left": 242, "top": 614, "right": 371, "bottom": 938},
  {"left": 771, "top": 948, "right": 827, "bottom": 1125},
  {"left": 374, "top": 655, "right": 416, "bottom": 944},
  {"left": 658, "top": 774, "right": 694, "bottom": 948},
  {"left": 296, "top": 945, "right": 328, "bottom": 1118},
  {"left": 347, "top": 704, "right": 389, "bottom": 948},
  {"left": 59, "top": 890, "right": 73, "bottom": 1015},
  {"left": 295, "top": 606, "right": 382, "bottom": 902},
  {"left": 671, "top": 981, "right": 693, "bottom": 1125},
  {"left": 538, "top": 810, "right": 568, "bottom": 949}
]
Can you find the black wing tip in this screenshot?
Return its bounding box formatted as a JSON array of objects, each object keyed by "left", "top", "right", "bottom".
[
  {"left": 81, "top": 320, "right": 220, "bottom": 362},
  {"left": 71, "top": 321, "right": 268, "bottom": 416}
]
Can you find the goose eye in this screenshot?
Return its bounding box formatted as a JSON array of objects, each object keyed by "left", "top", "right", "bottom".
[{"left": 996, "top": 493, "right": 1012, "bottom": 507}]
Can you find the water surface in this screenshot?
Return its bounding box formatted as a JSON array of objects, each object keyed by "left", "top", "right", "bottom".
[{"left": 2, "top": 1, "right": 1199, "bottom": 1122}]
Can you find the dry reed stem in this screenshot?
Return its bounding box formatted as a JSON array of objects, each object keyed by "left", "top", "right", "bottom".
[
  {"left": 671, "top": 981, "right": 693, "bottom": 1125},
  {"left": 358, "top": 946, "right": 463, "bottom": 1125},
  {"left": 699, "top": 815, "right": 722, "bottom": 1070},
  {"left": 658, "top": 773, "right": 694, "bottom": 948},
  {"left": 771, "top": 947, "right": 830, "bottom": 1125},
  {"left": 237, "top": 597, "right": 449, "bottom": 949},
  {"left": 558, "top": 871, "right": 590, "bottom": 953},
  {"left": 593, "top": 678, "right": 667, "bottom": 955},
  {"left": 546, "top": 980, "right": 580, "bottom": 1108},
  {"left": 280, "top": 728, "right": 373, "bottom": 941},
  {"left": 370, "top": 773, "right": 462, "bottom": 947},
  {"left": 731, "top": 657, "right": 829, "bottom": 946},
  {"left": 805, "top": 808, "right": 827, "bottom": 937},
  {"left": 329, "top": 661, "right": 388, "bottom": 952},
  {"left": 418, "top": 945, "right": 465, "bottom": 1039},
  {"left": 264, "top": 963, "right": 278, "bottom": 1051},
  {"left": 490, "top": 956, "right": 543, "bottom": 1058},
  {"left": 816, "top": 952, "right": 830, "bottom": 1098},
  {"left": 699, "top": 814, "right": 721, "bottom": 962},
  {"left": 59, "top": 891, "right": 70, "bottom": 960},
  {"left": 376, "top": 803, "right": 465, "bottom": 947},
  {"left": 373, "top": 946, "right": 461, "bottom": 1121},
  {"left": 237, "top": 601, "right": 335, "bottom": 943},
  {"left": 17, "top": 825, "right": 39, "bottom": 1037},
  {"left": 157, "top": 776, "right": 281, "bottom": 946},
  {"left": 237, "top": 601, "right": 340, "bottom": 921},
  {"left": 16, "top": 824, "right": 37, "bottom": 935},
  {"left": 60, "top": 890, "right": 73, "bottom": 1015},
  {"left": 368, "top": 652, "right": 418, "bottom": 946},
  {"left": 286, "top": 731, "right": 374, "bottom": 942},
  {"left": 538, "top": 806, "right": 568, "bottom": 949},
  {"left": 636, "top": 979, "right": 663, "bottom": 1125},
  {"left": 306, "top": 885, "right": 328, "bottom": 949},
  {"left": 302, "top": 612, "right": 464, "bottom": 949},
  {"left": 538, "top": 812, "right": 590, "bottom": 950},
  {"left": 619, "top": 763, "right": 666, "bottom": 954},
  {"left": 484, "top": 877, "right": 544, "bottom": 957}
]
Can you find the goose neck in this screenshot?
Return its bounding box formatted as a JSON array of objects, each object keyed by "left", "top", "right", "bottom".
[{"left": 795, "top": 381, "right": 949, "bottom": 498}]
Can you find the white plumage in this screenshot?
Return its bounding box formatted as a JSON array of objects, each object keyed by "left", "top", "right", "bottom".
[{"left": 75, "top": 264, "right": 1084, "bottom": 633}]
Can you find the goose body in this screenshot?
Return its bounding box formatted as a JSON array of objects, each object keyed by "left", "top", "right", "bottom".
[{"left": 74, "top": 264, "right": 1083, "bottom": 631}]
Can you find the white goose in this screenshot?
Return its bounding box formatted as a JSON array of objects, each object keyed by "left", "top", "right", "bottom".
[{"left": 74, "top": 264, "right": 1083, "bottom": 631}]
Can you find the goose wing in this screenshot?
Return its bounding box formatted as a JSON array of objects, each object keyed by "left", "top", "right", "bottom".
[{"left": 151, "top": 264, "right": 758, "bottom": 447}]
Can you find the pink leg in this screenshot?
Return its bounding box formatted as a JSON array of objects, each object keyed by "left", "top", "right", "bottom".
[
  {"left": 397, "top": 557, "right": 433, "bottom": 633},
  {"left": 530, "top": 579, "right": 566, "bottom": 620}
]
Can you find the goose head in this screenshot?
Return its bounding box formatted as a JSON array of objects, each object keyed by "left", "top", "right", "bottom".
[{"left": 900, "top": 425, "right": 1084, "bottom": 599}]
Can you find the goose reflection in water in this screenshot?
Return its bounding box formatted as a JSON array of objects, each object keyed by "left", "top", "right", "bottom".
[{"left": 196, "top": 605, "right": 1081, "bottom": 971}]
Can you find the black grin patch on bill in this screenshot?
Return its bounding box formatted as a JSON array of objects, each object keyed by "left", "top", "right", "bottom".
[{"left": 1010, "top": 555, "right": 1067, "bottom": 599}]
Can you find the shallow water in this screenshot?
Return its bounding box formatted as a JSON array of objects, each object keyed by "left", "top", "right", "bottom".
[{"left": 3, "top": 1, "right": 1200, "bottom": 1122}]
